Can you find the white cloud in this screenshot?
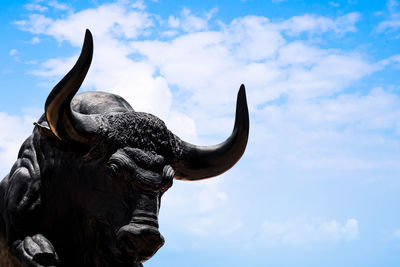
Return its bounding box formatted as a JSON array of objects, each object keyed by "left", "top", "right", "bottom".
[
  {"left": 253, "top": 86, "right": 400, "bottom": 175},
  {"left": 329, "top": 2, "right": 340, "bottom": 7},
  {"left": 1, "top": 69, "right": 13, "bottom": 74},
  {"left": 14, "top": 3, "right": 153, "bottom": 44},
  {"left": 225, "top": 16, "right": 285, "bottom": 61},
  {"left": 14, "top": 14, "right": 53, "bottom": 34},
  {"left": 261, "top": 217, "right": 359, "bottom": 245},
  {"left": 48, "top": 1, "right": 69, "bottom": 10},
  {"left": 0, "top": 113, "right": 36, "bottom": 175},
  {"left": 9, "top": 49, "right": 17, "bottom": 56},
  {"left": 160, "top": 30, "right": 179, "bottom": 38},
  {"left": 376, "top": 20, "right": 400, "bottom": 33},
  {"left": 290, "top": 87, "right": 400, "bottom": 132},
  {"left": 167, "top": 8, "right": 217, "bottom": 32},
  {"left": 378, "top": 54, "right": 400, "bottom": 67},
  {"left": 160, "top": 174, "right": 243, "bottom": 241},
  {"left": 278, "top": 43, "right": 376, "bottom": 99},
  {"left": 131, "top": 0, "right": 146, "bottom": 10},
  {"left": 167, "top": 15, "right": 180, "bottom": 28},
  {"left": 24, "top": 3, "right": 48, "bottom": 12},
  {"left": 388, "top": 0, "right": 399, "bottom": 13},
  {"left": 279, "top": 12, "right": 361, "bottom": 36},
  {"left": 30, "top": 36, "right": 41, "bottom": 44},
  {"left": 375, "top": 0, "right": 400, "bottom": 33}
]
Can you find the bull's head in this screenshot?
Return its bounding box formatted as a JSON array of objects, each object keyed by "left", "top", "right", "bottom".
[{"left": 37, "top": 30, "right": 249, "bottom": 265}]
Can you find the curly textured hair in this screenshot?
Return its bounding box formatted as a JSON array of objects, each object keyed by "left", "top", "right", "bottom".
[{"left": 98, "top": 111, "right": 183, "bottom": 162}]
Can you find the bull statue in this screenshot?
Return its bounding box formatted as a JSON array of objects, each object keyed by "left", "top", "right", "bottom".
[{"left": 0, "top": 30, "right": 249, "bottom": 267}]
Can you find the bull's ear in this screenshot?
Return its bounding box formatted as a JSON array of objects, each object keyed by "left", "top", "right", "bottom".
[{"left": 34, "top": 122, "right": 60, "bottom": 142}]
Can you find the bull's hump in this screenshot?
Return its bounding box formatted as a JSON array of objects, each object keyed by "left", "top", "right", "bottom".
[{"left": 71, "top": 91, "right": 134, "bottom": 115}]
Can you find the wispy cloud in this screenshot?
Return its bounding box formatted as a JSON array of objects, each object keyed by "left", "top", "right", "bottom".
[
  {"left": 167, "top": 7, "right": 218, "bottom": 32},
  {"left": 30, "top": 36, "right": 41, "bottom": 44},
  {"left": 48, "top": 1, "right": 69, "bottom": 11},
  {"left": 261, "top": 216, "right": 359, "bottom": 245},
  {"left": 9, "top": 49, "right": 17, "bottom": 56},
  {"left": 0, "top": 113, "right": 36, "bottom": 173},
  {"left": 131, "top": 0, "right": 146, "bottom": 10},
  {"left": 278, "top": 12, "right": 361, "bottom": 36},
  {"left": 24, "top": 3, "right": 48, "bottom": 12},
  {"left": 375, "top": 0, "right": 400, "bottom": 33},
  {"left": 14, "top": 14, "right": 53, "bottom": 34},
  {"left": 329, "top": 2, "right": 340, "bottom": 7}
]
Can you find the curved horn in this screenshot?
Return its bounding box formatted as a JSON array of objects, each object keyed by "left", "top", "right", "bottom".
[
  {"left": 173, "top": 84, "right": 249, "bottom": 180},
  {"left": 45, "top": 29, "right": 97, "bottom": 144}
]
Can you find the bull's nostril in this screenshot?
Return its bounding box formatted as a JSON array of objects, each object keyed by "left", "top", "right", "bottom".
[
  {"left": 120, "top": 234, "right": 135, "bottom": 251},
  {"left": 117, "top": 224, "right": 165, "bottom": 263}
]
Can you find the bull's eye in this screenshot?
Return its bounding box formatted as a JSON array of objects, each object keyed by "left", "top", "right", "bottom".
[{"left": 107, "top": 162, "right": 120, "bottom": 178}]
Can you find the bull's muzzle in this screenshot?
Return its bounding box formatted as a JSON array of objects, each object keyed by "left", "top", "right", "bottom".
[{"left": 116, "top": 211, "right": 164, "bottom": 263}]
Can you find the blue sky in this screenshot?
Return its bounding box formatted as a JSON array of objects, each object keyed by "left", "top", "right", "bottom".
[{"left": 1, "top": 0, "right": 400, "bottom": 266}]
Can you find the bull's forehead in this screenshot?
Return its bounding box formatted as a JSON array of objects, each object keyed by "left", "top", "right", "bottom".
[
  {"left": 107, "top": 147, "right": 174, "bottom": 192},
  {"left": 99, "top": 111, "right": 183, "bottom": 160}
]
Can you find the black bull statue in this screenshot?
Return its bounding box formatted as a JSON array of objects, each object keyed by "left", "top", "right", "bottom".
[{"left": 0, "top": 30, "right": 249, "bottom": 266}]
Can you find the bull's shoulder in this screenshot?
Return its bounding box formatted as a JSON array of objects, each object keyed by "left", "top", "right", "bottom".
[
  {"left": 0, "top": 129, "right": 43, "bottom": 243},
  {"left": 71, "top": 91, "right": 134, "bottom": 115}
]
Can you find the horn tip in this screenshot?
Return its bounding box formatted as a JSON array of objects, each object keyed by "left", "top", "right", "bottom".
[
  {"left": 235, "top": 84, "right": 249, "bottom": 132},
  {"left": 237, "top": 84, "right": 248, "bottom": 114},
  {"left": 84, "top": 29, "right": 93, "bottom": 48},
  {"left": 85, "top": 29, "right": 92, "bottom": 37},
  {"left": 237, "top": 84, "right": 247, "bottom": 104}
]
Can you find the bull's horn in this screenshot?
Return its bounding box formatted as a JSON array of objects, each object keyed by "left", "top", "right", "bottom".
[
  {"left": 173, "top": 84, "right": 249, "bottom": 180},
  {"left": 45, "top": 29, "right": 98, "bottom": 144}
]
